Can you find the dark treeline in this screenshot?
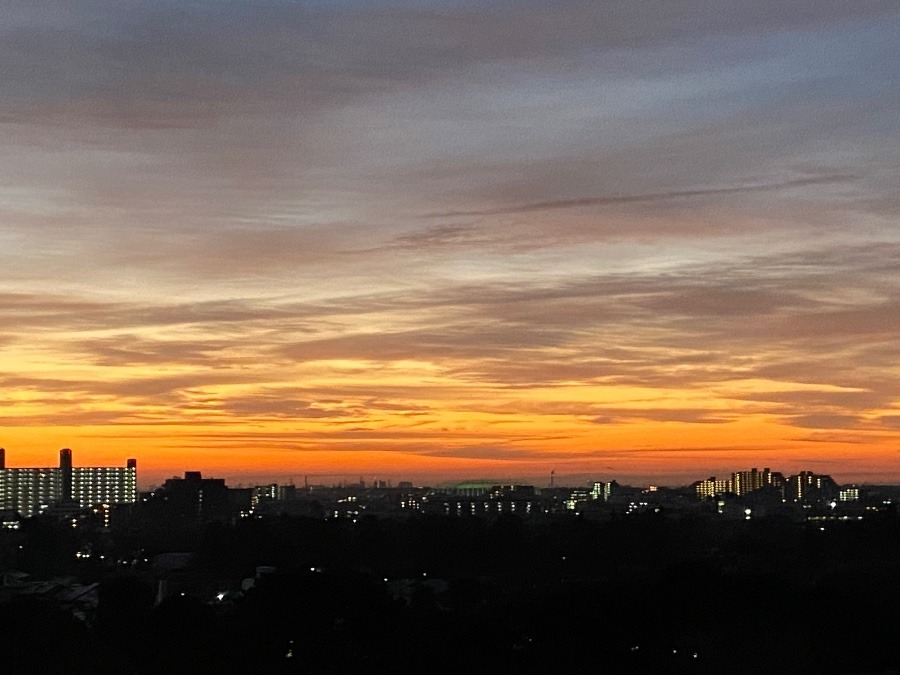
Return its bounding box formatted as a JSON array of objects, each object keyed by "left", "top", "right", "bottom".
[{"left": 1, "top": 511, "right": 898, "bottom": 673}]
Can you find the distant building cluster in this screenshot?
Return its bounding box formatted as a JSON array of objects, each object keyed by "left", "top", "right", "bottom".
[
  {"left": 0, "top": 448, "right": 137, "bottom": 517},
  {"left": 438, "top": 484, "right": 541, "bottom": 516},
  {"left": 138, "top": 469, "right": 894, "bottom": 526},
  {"left": 693, "top": 467, "right": 840, "bottom": 502},
  {"left": 0, "top": 450, "right": 890, "bottom": 529}
]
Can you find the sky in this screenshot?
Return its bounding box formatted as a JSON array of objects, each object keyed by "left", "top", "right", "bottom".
[{"left": 1, "top": 0, "right": 899, "bottom": 488}]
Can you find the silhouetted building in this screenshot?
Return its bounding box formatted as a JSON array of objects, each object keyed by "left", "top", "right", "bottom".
[
  {"left": 695, "top": 476, "right": 730, "bottom": 499},
  {"left": 695, "top": 468, "right": 785, "bottom": 499},
  {"left": 839, "top": 486, "right": 860, "bottom": 502},
  {"left": 453, "top": 482, "right": 494, "bottom": 497},
  {"left": 73, "top": 457, "right": 137, "bottom": 511},
  {"left": 566, "top": 488, "right": 591, "bottom": 510},
  {"left": 731, "top": 468, "right": 784, "bottom": 496},
  {"left": 156, "top": 471, "right": 231, "bottom": 521},
  {"left": 490, "top": 485, "right": 535, "bottom": 498},
  {"left": 229, "top": 487, "right": 254, "bottom": 516},
  {"left": 786, "top": 471, "right": 838, "bottom": 502},
  {"left": 0, "top": 449, "right": 137, "bottom": 517},
  {"left": 252, "top": 483, "right": 297, "bottom": 507},
  {"left": 591, "top": 481, "right": 614, "bottom": 501},
  {"left": 60, "top": 448, "right": 73, "bottom": 502}
]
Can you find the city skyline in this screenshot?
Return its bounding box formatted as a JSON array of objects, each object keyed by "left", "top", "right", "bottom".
[
  {"left": 0, "top": 446, "right": 886, "bottom": 492},
  {"left": 2, "top": 2, "right": 899, "bottom": 484}
]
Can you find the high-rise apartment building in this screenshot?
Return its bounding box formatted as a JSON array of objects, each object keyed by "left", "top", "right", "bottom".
[
  {"left": 591, "top": 481, "right": 613, "bottom": 501},
  {"left": 0, "top": 449, "right": 137, "bottom": 517},
  {"left": 695, "top": 477, "right": 730, "bottom": 499},
  {"left": 72, "top": 458, "right": 138, "bottom": 510},
  {"left": 786, "top": 471, "right": 838, "bottom": 502},
  {"left": 694, "top": 468, "right": 785, "bottom": 499}
]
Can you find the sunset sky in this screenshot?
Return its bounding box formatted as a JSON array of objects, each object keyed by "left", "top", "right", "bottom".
[{"left": 2, "top": 1, "right": 899, "bottom": 487}]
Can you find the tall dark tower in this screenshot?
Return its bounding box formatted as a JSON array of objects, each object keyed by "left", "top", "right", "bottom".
[
  {"left": 0, "top": 447, "right": 5, "bottom": 470},
  {"left": 59, "top": 448, "right": 73, "bottom": 502}
]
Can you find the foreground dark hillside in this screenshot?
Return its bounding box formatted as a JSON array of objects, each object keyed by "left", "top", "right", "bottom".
[{"left": 1, "top": 511, "right": 898, "bottom": 673}]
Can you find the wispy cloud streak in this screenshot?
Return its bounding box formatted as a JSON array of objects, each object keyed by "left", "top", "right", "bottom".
[{"left": 426, "top": 175, "right": 857, "bottom": 218}]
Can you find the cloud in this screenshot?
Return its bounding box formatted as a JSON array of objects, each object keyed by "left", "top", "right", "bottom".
[
  {"left": 8, "top": 2, "right": 895, "bottom": 128},
  {"left": 74, "top": 335, "right": 232, "bottom": 367},
  {"left": 875, "top": 415, "right": 900, "bottom": 429},
  {"left": 220, "top": 394, "right": 353, "bottom": 420},
  {"left": 591, "top": 409, "right": 735, "bottom": 425},
  {"left": 421, "top": 445, "right": 581, "bottom": 461},
  {"left": 787, "top": 414, "right": 862, "bottom": 430},
  {"left": 0, "top": 2, "right": 898, "bottom": 480},
  {"left": 425, "top": 175, "right": 856, "bottom": 218}
]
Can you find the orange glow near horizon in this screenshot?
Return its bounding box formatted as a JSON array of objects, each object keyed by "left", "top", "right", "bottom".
[
  {"left": 2, "top": 322, "right": 899, "bottom": 488},
  {"left": 2, "top": 338, "right": 899, "bottom": 487},
  {"left": 2, "top": 395, "right": 897, "bottom": 489}
]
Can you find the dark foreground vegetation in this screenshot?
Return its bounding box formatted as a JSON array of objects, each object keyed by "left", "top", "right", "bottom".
[{"left": 1, "top": 510, "right": 898, "bottom": 673}]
